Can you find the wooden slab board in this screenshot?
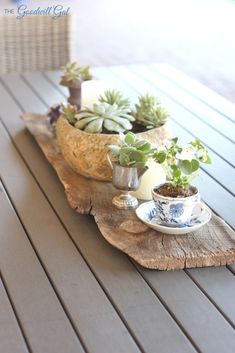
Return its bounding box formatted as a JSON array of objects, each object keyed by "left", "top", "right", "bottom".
[{"left": 21, "top": 113, "right": 235, "bottom": 270}]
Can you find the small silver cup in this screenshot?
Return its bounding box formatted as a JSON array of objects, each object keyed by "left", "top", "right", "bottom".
[{"left": 108, "top": 157, "right": 148, "bottom": 209}]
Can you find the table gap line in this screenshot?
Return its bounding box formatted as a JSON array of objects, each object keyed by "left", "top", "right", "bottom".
[
  {"left": 227, "top": 265, "right": 235, "bottom": 275},
  {"left": 129, "top": 66, "right": 235, "bottom": 144},
  {"left": 185, "top": 269, "right": 235, "bottom": 329},
  {"left": 0, "top": 172, "right": 89, "bottom": 353},
  {"left": 0, "top": 119, "right": 146, "bottom": 353},
  {"left": 150, "top": 65, "right": 235, "bottom": 124},
  {"left": 0, "top": 78, "right": 25, "bottom": 112},
  {"left": 0, "top": 270, "right": 32, "bottom": 353}
]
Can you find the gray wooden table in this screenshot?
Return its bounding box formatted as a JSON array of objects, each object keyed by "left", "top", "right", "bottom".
[{"left": 0, "top": 64, "right": 235, "bottom": 353}]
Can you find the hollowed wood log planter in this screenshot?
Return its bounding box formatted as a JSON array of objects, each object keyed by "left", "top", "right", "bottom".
[
  {"left": 56, "top": 116, "right": 171, "bottom": 181},
  {"left": 60, "top": 79, "right": 82, "bottom": 109}
]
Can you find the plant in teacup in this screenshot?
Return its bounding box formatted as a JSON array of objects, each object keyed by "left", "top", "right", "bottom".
[
  {"left": 152, "top": 138, "right": 212, "bottom": 226},
  {"left": 108, "top": 132, "right": 152, "bottom": 209},
  {"left": 60, "top": 62, "right": 93, "bottom": 109}
]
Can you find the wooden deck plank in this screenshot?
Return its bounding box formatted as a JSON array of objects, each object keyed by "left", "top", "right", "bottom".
[
  {"left": 43, "top": 71, "right": 68, "bottom": 96},
  {"left": 152, "top": 63, "right": 235, "bottom": 123},
  {"left": 130, "top": 65, "right": 235, "bottom": 142},
  {"left": 0, "top": 105, "right": 141, "bottom": 353},
  {"left": 91, "top": 66, "right": 235, "bottom": 227},
  {"left": 22, "top": 73, "right": 65, "bottom": 107},
  {"left": 137, "top": 268, "right": 235, "bottom": 353},
  {"left": 0, "top": 181, "right": 84, "bottom": 353},
  {"left": 229, "top": 264, "right": 235, "bottom": 274},
  {"left": 0, "top": 277, "right": 29, "bottom": 353},
  {"left": 108, "top": 65, "right": 235, "bottom": 166},
  {"left": 0, "top": 74, "right": 199, "bottom": 353},
  {"left": 187, "top": 267, "right": 235, "bottom": 326}
]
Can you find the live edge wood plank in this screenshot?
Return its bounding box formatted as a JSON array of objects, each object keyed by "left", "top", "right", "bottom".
[{"left": 21, "top": 113, "right": 235, "bottom": 271}]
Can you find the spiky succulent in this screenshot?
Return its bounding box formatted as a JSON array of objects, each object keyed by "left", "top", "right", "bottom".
[
  {"left": 109, "top": 132, "right": 152, "bottom": 168},
  {"left": 61, "top": 62, "right": 92, "bottom": 83},
  {"left": 74, "top": 102, "right": 134, "bottom": 134},
  {"left": 98, "top": 89, "right": 130, "bottom": 108},
  {"left": 134, "top": 94, "right": 169, "bottom": 129},
  {"left": 60, "top": 103, "right": 78, "bottom": 125}
]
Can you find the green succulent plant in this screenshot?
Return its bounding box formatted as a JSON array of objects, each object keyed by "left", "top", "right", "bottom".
[
  {"left": 108, "top": 132, "right": 152, "bottom": 168},
  {"left": 134, "top": 94, "right": 169, "bottom": 129},
  {"left": 74, "top": 102, "right": 134, "bottom": 134},
  {"left": 61, "top": 62, "right": 92, "bottom": 83},
  {"left": 98, "top": 89, "right": 130, "bottom": 108},
  {"left": 60, "top": 103, "right": 78, "bottom": 125}
]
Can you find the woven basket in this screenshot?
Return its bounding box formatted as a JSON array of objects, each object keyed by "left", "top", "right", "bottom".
[{"left": 0, "top": 15, "right": 72, "bottom": 74}]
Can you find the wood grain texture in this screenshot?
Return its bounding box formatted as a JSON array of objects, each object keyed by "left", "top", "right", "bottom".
[{"left": 22, "top": 113, "right": 235, "bottom": 270}]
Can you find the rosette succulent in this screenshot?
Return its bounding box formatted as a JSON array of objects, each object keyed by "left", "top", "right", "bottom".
[
  {"left": 134, "top": 94, "right": 169, "bottom": 129},
  {"left": 61, "top": 62, "right": 92, "bottom": 83},
  {"left": 109, "top": 132, "right": 152, "bottom": 168},
  {"left": 74, "top": 102, "right": 134, "bottom": 133},
  {"left": 98, "top": 89, "right": 130, "bottom": 108}
]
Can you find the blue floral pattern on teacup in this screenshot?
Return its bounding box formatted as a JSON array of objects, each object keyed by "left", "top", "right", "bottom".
[{"left": 169, "top": 203, "right": 184, "bottom": 218}]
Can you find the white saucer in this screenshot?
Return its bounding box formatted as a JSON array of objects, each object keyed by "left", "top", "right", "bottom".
[{"left": 136, "top": 201, "right": 211, "bottom": 235}]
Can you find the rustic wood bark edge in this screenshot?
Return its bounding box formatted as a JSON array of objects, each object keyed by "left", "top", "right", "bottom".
[{"left": 21, "top": 113, "right": 235, "bottom": 270}]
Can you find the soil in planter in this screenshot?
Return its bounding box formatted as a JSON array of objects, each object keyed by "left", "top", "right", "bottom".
[{"left": 155, "top": 184, "right": 196, "bottom": 198}]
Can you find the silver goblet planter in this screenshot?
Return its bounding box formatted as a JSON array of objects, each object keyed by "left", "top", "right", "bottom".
[{"left": 111, "top": 163, "right": 148, "bottom": 209}]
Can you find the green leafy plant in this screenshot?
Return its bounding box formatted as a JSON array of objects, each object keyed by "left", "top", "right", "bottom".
[
  {"left": 61, "top": 62, "right": 92, "bottom": 83},
  {"left": 60, "top": 103, "right": 78, "bottom": 125},
  {"left": 134, "top": 94, "right": 169, "bottom": 129},
  {"left": 98, "top": 89, "right": 130, "bottom": 108},
  {"left": 153, "top": 138, "right": 211, "bottom": 187},
  {"left": 109, "top": 132, "right": 152, "bottom": 168},
  {"left": 74, "top": 102, "right": 134, "bottom": 133}
]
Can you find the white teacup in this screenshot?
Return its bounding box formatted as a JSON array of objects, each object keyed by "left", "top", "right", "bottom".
[{"left": 152, "top": 184, "right": 204, "bottom": 226}]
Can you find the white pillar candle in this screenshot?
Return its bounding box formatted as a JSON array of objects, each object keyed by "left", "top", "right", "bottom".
[
  {"left": 82, "top": 80, "right": 113, "bottom": 108},
  {"left": 132, "top": 160, "right": 166, "bottom": 201}
]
